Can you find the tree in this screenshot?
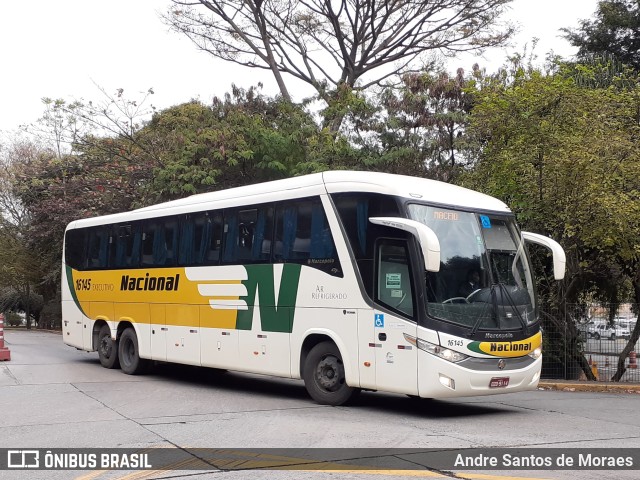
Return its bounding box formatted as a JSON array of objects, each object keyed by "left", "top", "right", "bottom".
[
  {"left": 134, "top": 85, "right": 367, "bottom": 200},
  {"left": 164, "top": 0, "right": 514, "bottom": 130},
  {"left": 9, "top": 91, "right": 161, "bottom": 327},
  {"left": 463, "top": 58, "right": 640, "bottom": 380},
  {"left": 0, "top": 140, "right": 48, "bottom": 328},
  {"left": 563, "top": 0, "right": 640, "bottom": 71},
  {"left": 361, "top": 66, "right": 475, "bottom": 181}
]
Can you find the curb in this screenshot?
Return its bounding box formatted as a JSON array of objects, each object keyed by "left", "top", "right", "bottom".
[
  {"left": 539, "top": 380, "right": 640, "bottom": 393},
  {"left": 4, "top": 327, "right": 62, "bottom": 334}
]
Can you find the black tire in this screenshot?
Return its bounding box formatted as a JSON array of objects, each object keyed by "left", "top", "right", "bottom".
[
  {"left": 610, "top": 334, "right": 616, "bottom": 341},
  {"left": 407, "top": 394, "right": 433, "bottom": 402},
  {"left": 118, "top": 328, "right": 148, "bottom": 375},
  {"left": 97, "top": 324, "right": 119, "bottom": 369},
  {"left": 594, "top": 333, "right": 600, "bottom": 340},
  {"left": 303, "top": 341, "right": 358, "bottom": 406}
]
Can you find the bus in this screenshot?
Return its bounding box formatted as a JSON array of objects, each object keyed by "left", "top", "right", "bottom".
[{"left": 62, "top": 171, "right": 565, "bottom": 405}]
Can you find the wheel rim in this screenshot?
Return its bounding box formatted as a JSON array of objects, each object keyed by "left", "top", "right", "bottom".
[
  {"left": 99, "top": 335, "right": 112, "bottom": 359},
  {"left": 315, "top": 355, "right": 344, "bottom": 392}
]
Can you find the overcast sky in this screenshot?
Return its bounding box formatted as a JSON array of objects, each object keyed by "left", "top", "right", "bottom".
[{"left": 0, "top": 0, "right": 600, "bottom": 133}]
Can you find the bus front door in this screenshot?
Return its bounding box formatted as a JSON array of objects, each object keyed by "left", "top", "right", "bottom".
[
  {"left": 373, "top": 311, "right": 418, "bottom": 395},
  {"left": 373, "top": 239, "right": 418, "bottom": 395}
]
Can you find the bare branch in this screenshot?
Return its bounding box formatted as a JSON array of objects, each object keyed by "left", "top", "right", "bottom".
[{"left": 165, "top": 0, "right": 515, "bottom": 128}]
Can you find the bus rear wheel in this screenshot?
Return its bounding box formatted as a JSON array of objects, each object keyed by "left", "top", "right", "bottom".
[
  {"left": 118, "top": 328, "right": 148, "bottom": 375},
  {"left": 97, "top": 324, "right": 119, "bottom": 369},
  {"left": 303, "top": 341, "right": 358, "bottom": 406}
]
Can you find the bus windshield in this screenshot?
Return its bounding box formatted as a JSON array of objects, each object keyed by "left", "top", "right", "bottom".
[{"left": 407, "top": 204, "right": 536, "bottom": 332}]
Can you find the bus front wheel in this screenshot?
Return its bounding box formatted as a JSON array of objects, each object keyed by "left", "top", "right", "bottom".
[
  {"left": 118, "top": 328, "right": 148, "bottom": 375},
  {"left": 303, "top": 341, "right": 358, "bottom": 406},
  {"left": 97, "top": 324, "right": 119, "bottom": 369}
]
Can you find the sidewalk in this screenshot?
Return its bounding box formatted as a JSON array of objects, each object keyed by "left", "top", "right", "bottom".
[{"left": 539, "top": 380, "right": 640, "bottom": 393}]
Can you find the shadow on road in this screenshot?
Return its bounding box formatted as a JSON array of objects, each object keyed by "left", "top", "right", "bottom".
[{"left": 78, "top": 359, "right": 515, "bottom": 419}]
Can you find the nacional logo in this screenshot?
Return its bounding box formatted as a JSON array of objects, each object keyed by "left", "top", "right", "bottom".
[
  {"left": 467, "top": 331, "right": 542, "bottom": 358},
  {"left": 120, "top": 273, "right": 180, "bottom": 291}
]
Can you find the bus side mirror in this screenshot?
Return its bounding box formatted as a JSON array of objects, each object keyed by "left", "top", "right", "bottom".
[
  {"left": 369, "top": 217, "right": 441, "bottom": 272},
  {"left": 522, "top": 231, "right": 566, "bottom": 280}
]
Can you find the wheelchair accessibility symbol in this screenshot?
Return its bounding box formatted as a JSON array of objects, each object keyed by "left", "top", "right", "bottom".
[{"left": 374, "top": 313, "right": 385, "bottom": 328}]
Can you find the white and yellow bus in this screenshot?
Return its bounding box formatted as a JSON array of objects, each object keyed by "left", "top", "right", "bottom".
[{"left": 62, "top": 171, "right": 565, "bottom": 405}]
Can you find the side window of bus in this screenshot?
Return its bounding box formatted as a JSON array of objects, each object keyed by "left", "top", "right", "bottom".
[
  {"left": 86, "top": 226, "right": 111, "bottom": 269},
  {"left": 333, "top": 193, "right": 401, "bottom": 296},
  {"left": 375, "top": 240, "right": 415, "bottom": 319},
  {"left": 65, "top": 228, "right": 87, "bottom": 270},
  {"left": 333, "top": 193, "right": 401, "bottom": 259},
  {"left": 179, "top": 211, "right": 223, "bottom": 266},
  {"left": 110, "top": 223, "right": 142, "bottom": 269},
  {"left": 141, "top": 217, "right": 179, "bottom": 267},
  {"left": 274, "top": 198, "right": 342, "bottom": 277},
  {"left": 223, "top": 206, "right": 273, "bottom": 264}
]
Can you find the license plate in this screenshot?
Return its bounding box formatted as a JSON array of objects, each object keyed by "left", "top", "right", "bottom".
[{"left": 489, "top": 377, "right": 510, "bottom": 388}]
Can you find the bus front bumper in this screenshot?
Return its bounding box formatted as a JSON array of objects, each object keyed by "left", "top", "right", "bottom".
[{"left": 417, "top": 351, "right": 542, "bottom": 399}]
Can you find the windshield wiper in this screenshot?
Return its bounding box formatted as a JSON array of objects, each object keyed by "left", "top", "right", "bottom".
[
  {"left": 468, "top": 284, "right": 496, "bottom": 337},
  {"left": 497, "top": 282, "right": 529, "bottom": 335},
  {"left": 468, "top": 283, "right": 529, "bottom": 337}
]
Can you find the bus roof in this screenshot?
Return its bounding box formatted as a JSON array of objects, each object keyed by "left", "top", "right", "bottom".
[
  {"left": 322, "top": 171, "right": 509, "bottom": 212},
  {"left": 67, "top": 171, "right": 510, "bottom": 229}
]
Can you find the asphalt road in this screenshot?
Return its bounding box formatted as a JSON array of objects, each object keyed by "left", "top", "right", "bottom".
[{"left": 2, "top": 329, "right": 640, "bottom": 480}]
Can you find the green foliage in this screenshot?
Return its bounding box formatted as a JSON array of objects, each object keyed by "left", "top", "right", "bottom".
[
  {"left": 0, "top": 227, "right": 41, "bottom": 292},
  {"left": 15, "top": 150, "right": 138, "bottom": 228},
  {"left": 136, "top": 85, "right": 368, "bottom": 200},
  {"left": 560, "top": 52, "right": 638, "bottom": 89},
  {"left": 4, "top": 311, "right": 23, "bottom": 327},
  {"left": 354, "top": 67, "right": 477, "bottom": 181},
  {"left": 462, "top": 57, "right": 640, "bottom": 380},
  {"left": 463, "top": 59, "right": 640, "bottom": 305},
  {"left": 0, "top": 288, "right": 44, "bottom": 321},
  {"left": 563, "top": 0, "right": 640, "bottom": 72}
]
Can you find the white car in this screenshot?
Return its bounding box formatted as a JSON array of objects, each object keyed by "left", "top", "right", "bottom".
[
  {"left": 586, "top": 321, "right": 604, "bottom": 338},
  {"left": 590, "top": 323, "right": 630, "bottom": 340}
]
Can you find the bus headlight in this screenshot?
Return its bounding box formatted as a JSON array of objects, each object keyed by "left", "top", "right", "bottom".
[
  {"left": 528, "top": 346, "right": 542, "bottom": 360},
  {"left": 404, "top": 334, "right": 469, "bottom": 363}
]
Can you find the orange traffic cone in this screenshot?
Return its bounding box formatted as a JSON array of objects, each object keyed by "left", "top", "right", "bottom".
[
  {"left": 0, "top": 313, "right": 11, "bottom": 361},
  {"left": 629, "top": 351, "right": 638, "bottom": 369}
]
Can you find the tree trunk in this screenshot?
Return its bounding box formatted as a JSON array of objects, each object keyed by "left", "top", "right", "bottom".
[
  {"left": 250, "top": 1, "right": 292, "bottom": 103},
  {"left": 561, "top": 302, "right": 597, "bottom": 381},
  {"left": 611, "top": 318, "right": 640, "bottom": 382},
  {"left": 323, "top": 114, "right": 345, "bottom": 135},
  {"left": 25, "top": 283, "right": 31, "bottom": 330}
]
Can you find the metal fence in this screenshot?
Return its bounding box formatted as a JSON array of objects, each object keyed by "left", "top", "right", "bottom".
[{"left": 541, "top": 304, "right": 640, "bottom": 383}]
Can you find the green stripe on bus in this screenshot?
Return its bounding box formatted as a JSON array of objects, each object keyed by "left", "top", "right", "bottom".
[
  {"left": 65, "top": 265, "right": 89, "bottom": 317},
  {"left": 237, "top": 264, "right": 302, "bottom": 333}
]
